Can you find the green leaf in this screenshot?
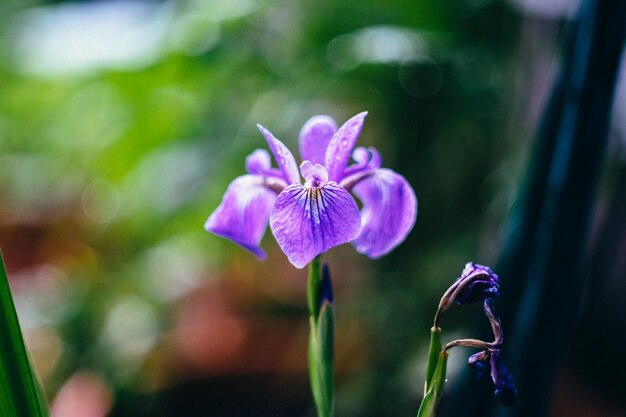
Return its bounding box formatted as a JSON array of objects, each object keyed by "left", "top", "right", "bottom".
[
  {"left": 0, "top": 250, "right": 50, "bottom": 417},
  {"left": 308, "top": 304, "right": 335, "bottom": 417},
  {"left": 306, "top": 257, "right": 334, "bottom": 417},
  {"left": 424, "top": 327, "right": 442, "bottom": 394},
  {"left": 318, "top": 302, "right": 334, "bottom": 416},
  {"left": 417, "top": 350, "right": 448, "bottom": 417},
  {"left": 308, "top": 317, "right": 325, "bottom": 416},
  {"left": 431, "top": 351, "right": 448, "bottom": 403}
]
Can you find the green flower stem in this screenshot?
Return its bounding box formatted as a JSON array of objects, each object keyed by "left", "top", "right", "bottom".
[
  {"left": 307, "top": 256, "right": 334, "bottom": 417},
  {"left": 417, "top": 327, "right": 448, "bottom": 417},
  {"left": 0, "top": 250, "right": 49, "bottom": 417}
]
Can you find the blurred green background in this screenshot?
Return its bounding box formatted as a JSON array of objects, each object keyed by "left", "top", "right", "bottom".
[{"left": 1, "top": 0, "right": 624, "bottom": 416}]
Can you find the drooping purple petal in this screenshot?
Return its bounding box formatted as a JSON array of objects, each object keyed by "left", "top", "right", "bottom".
[
  {"left": 204, "top": 175, "right": 277, "bottom": 259},
  {"left": 269, "top": 181, "right": 362, "bottom": 269},
  {"left": 299, "top": 115, "right": 337, "bottom": 165},
  {"left": 351, "top": 168, "right": 417, "bottom": 258},
  {"left": 257, "top": 124, "right": 301, "bottom": 185},
  {"left": 324, "top": 112, "right": 368, "bottom": 181}
]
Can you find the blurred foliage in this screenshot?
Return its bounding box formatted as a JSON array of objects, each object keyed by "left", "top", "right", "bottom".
[{"left": 4, "top": 0, "right": 620, "bottom": 416}]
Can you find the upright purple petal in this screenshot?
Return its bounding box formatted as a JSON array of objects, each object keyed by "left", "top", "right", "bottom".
[
  {"left": 299, "top": 115, "right": 337, "bottom": 165},
  {"left": 270, "top": 181, "right": 361, "bottom": 269},
  {"left": 352, "top": 168, "right": 417, "bottom": 258},
  {"left": 324, "top": 112, "right": 368, "bottom": 181},
  {"left": 205, "top": 175, "right": 277, "bottom": 259},
  {"left": 245, "top": 149, "right": 271, "bottom": 175},
  {"left": 257, "top": 124, "right": 301, "bottom": 185},
  {"left": 245, "top": 148, "right": 286, "bottom": 183}
]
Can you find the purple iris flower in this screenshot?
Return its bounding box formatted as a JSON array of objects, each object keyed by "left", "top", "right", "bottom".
[{"left": 204, "top": 112, "right": 417, "bottom": 268}]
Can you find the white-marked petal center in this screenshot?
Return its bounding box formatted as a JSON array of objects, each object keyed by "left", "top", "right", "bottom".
[{"left": 300, "top": 161, "right": 329, "bottom": 188}]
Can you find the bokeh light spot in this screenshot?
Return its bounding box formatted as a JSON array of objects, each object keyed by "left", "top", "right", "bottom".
[
  {"left": 399, "top": 55, "right": 443, "bottom": 98},
  {"left": 81, "top": 179, "right": 120, "bottom": 224}
]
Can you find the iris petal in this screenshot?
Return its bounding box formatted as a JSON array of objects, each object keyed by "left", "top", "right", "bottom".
[
  {"left": 324, "top": 112, "right": 368, "bottom": 181},
  {"left": 340, "top": 146, "right": 383, "bottom": 189},
  {"left": 352, "top": 168, "right": 417, "bottom": 258},
  {"left": 270, "top": 183, "right": 362, "bottom": 268},
  {"left": 299, "top": 115, "right": 337, "bottom": 165},
  {"left": 245, "top": 149, "right": 271, "bottom": 175},
  {"left": 300, "top": 161, "right": 329, "bottom": 185},
  {"left": 204, "top": 175, "right": 277, "bottom": 259},
  {"left": 245, "top": 148, "right": 286, "bottom": 183},
  {"left": 257, "top": 124, "right": 301, "bottom": 185}
]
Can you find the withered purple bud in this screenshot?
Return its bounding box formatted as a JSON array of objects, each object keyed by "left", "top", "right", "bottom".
[
  {"left": 468, "top": 350, "right": 490, "bottom": 380},
  {"left": 465, "top": 349, "right": 517, "bottom": 406},
  {"left": 490, "top": 350, "right": 517, "bottom": 406},
  {"left": 455, "top": 262, "right": 500, "bottom": 305},
  {"left": 319, "top": 263, "right": 333, "bottom": 307}
]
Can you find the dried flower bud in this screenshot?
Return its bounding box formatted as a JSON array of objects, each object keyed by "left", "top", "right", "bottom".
[
  {"left": 455, "top": 263, "right": 500, "bottom": 305},
  {"left": 468, "top": 350, "right": 490, "bottom": 380},
  {"left": 464, "top": 349, "right": 517, "bottom": 406},
  {"left": 319, "top": 263, "right": 333, "bottom": 307},
  {"left": 490, "top": 350, "right": 517, "bottom": 406}
]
